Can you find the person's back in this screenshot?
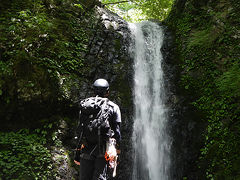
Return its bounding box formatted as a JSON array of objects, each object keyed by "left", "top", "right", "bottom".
[{"left": 74, "top": 79, "right": 121, "bottom": 180}]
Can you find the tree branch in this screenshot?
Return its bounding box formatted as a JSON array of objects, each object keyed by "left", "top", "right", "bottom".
[{"left": 103, "top": 1, "right": 130, "bottom": 5}]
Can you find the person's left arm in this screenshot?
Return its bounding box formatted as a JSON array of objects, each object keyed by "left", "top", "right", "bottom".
[{"left": 112, "top": 105, "right": 121, "bottom": 153}]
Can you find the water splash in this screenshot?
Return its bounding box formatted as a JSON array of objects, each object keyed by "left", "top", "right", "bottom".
[{"left": 129, "top": 21, "right": 171, "bottom": 180}]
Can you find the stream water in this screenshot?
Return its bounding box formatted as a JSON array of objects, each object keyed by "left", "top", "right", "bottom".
[{"left": 129, "top": 21, "right": 171, "bottom": 180}]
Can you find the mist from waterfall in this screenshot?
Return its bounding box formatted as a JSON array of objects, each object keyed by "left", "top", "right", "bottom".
[{"left": 129, "top": 21, "right": 171, "bottom": 180}]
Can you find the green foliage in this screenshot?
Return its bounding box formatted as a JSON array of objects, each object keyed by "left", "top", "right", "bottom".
[
  {"left": 216, "top": 63, "right": 240, "bottom": 98},
  {"left": 100, "top": 0, "right": 174, "bottom": 22},
  {"left": 134, "top": 0, "right": 174, "bottom": 21},
  {"left": 187, "top": 28, "right": 220, "bottom": 50},
  {"left": 0, "top": 129, "right": 54, "bottom": 179},
  {"left": 73, "top": 3, "right": 84, "bottom": 10},
  {"left": 0, "top": 1, "right": 87, "bottom": 74},
  {"left": 0, "top": 1, "right": 98, "bottom": 176},
  {"left": 0, "top": 0, "right": 97, "bottom": 106},
  {"left": 167, "top": 0, "right": 240, "bottom": 179}
]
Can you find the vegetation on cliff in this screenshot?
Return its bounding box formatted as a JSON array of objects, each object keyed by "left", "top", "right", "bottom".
[
  {"left": 0, "top": 0, "right": 132, "bottom": 179},
  {"left": 0, "top": 0, "right": 91, "bottom": 108},
  {"left": 0, "top": 0, "right": 96, "bottom": 179},
  {"left": 166, "top": 0, "right": 240, "bottom": 179},
  {"left": 0, "top": 129, "right": 53, "bottom": 179}
]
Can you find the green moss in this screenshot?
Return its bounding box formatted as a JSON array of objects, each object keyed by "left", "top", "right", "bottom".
[
  {"left": 187, "top": 27, "right": 220, "bottom": 50},
  {"left": 0, "top": 129, "right": 54, "bottom": 179},
  {"left": 114, "top": 38, "right": 121, "bottom": 50},
  {"left": 166, "top": 0, "right": 240, "bottom": 178},
  {"left": 216, "top": 63, "right": 240, "bottom": 97},
  {"left": 0, "top": 0, "right": 100, "bottom": 125}
]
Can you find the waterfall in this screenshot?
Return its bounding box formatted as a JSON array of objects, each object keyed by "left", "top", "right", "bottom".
[{"left": 129, "top": 21, "right": 171, "bottom": 180}]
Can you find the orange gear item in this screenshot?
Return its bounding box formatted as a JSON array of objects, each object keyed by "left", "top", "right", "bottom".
[
  {"left": 105, "top": 138, "right": 117, "bottom": 169},
  {"left": 76, "top": 144, "right": 85, "bottom": 151}
]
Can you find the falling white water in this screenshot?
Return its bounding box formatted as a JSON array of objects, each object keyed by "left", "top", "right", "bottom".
[{"left": 129, "top": 21, "right": 171, "bottom": 180}]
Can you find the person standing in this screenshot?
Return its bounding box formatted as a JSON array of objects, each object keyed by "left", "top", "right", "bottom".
[{"left": 74, "top": 78, "right": 121, "bottom": 180}]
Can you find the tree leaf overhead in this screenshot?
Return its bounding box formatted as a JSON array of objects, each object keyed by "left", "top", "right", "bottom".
[{"left": 100, "top": 0, "right": 174, "bottom": 22}]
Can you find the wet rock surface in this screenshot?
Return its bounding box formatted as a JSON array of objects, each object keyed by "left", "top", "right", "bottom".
[{"left": 162, "top": 20, "right": 205, "bottom": 180}]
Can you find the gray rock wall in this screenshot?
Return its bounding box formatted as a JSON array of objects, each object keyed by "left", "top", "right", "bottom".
[{"left": 59, "top": 7, "right": 134, "bottom": 180}]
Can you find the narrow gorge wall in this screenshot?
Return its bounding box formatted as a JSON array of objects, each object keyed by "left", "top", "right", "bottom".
[
  {"left": 165, "top": 0, "right": 240, "bottom": 179},
  {"left": 70, "top": 8, "right": 134, "bottom": 180},
  {"left": 48, "top": 8, "right": 134, "bottom": 180}
]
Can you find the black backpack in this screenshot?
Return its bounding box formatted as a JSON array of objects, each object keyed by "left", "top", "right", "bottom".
[{"left": 79, "top": 96, "right": 113, "bottom": 145}]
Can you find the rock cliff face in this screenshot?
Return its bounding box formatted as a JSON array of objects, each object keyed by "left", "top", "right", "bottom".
[
  {"left": 73, "top": 8, "right": 134, "bottom": 180},
  {"left": 0, "top": 4, "right": 133, "bottom": 179},
  {"left": 165, "top": 0, "right": 240, "bottom": 179},
  {"left": 161, "top": 24, "right": 202, "bottom": 180},
  {"left": 56, "top": 8, "right": 134, "bottom": 180}
]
